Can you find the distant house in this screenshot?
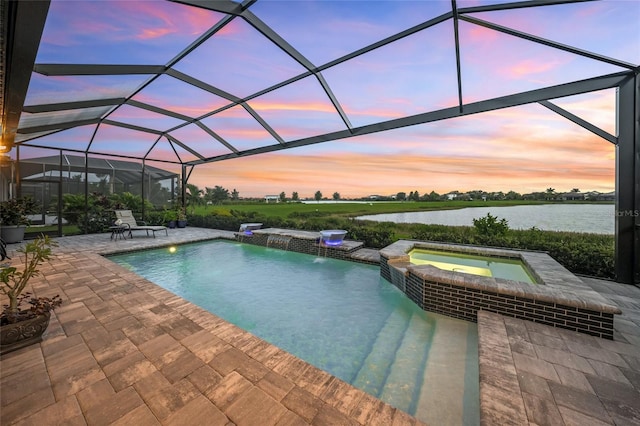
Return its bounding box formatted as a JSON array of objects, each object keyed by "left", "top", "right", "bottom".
[
  {"left": 444, "top": 192, "right": 458, "bottom": 200},
  {"left": 561, "top": 192, "right": 587, "bottom": 201},
  {"left": 443, "top": 191, "right": 471, "bottom": 201},
  {"left": 264, "top": 195, "right": 280, "bottom": 203},
  {"left": 591, "top": 191, "right": 615, "bottom": 201}
]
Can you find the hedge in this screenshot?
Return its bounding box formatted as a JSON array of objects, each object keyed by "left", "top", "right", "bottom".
[{"left": 185, "top": 210, "right": 614, "bottom": 280}]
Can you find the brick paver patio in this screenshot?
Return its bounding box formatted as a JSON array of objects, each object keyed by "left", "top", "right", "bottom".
[
  {"left": 1, "top": 228, "right": 639, "bottom": 425},
  {"left": 477, "top": 277, "right": 640, "bottom": 425}
]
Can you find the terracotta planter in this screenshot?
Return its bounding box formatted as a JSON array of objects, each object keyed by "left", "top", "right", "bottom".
[
  {"left": 0, "top": 312, "right": 51, "bottom": 355},
  {"left": 0, "top": 225, "right": 26, "bottom": 244}
]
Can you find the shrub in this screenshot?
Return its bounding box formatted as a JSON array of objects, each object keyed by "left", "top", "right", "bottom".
[
  {"left": 288, "top": 210, "right": 331, "bottom": 219},
  {"left": 345, "top": 223, "right": 395, "bottom": 248},
  {"left": 62, "top": 192, "right": 156, "bottom": 233},
  {"left": 65, "top": 192, "right": 113, "bottom": 234},
  {"left": 144, "top": 211, "right": 166, "bottom": 226},
  {"left": 188, "top": 212, "right": 243, "bottom": 231},
  {"left": 110, "top": 192, "right": 153, "bottom": 213},
  {"left": 0, "top": 197, "right": 38, "bottom": 226},
  {"left": 61, "top": 193, "right": 85, "bottom": 225},
  {"left": 473, "top": 213, "right": 509, "bottom": 236}
]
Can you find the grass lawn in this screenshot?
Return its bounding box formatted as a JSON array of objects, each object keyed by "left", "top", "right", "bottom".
[
  {"left": 192, "top": 200, "right": 555, "bottom": 218},
  {"left": 25, "top": 225, "right": 81, "bottom": 237}
]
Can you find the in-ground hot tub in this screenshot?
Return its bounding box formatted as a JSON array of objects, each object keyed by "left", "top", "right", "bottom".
[
  {"left": 409, "top": 248, "right": 537, "bottom": 283},
  {"left": 380, "top": 240, "right": 620, "bottom": 339}
]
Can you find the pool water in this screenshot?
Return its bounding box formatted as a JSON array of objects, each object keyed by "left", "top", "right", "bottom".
[
  {"left": 410, "top": 249, "right": 536, "bottom": 284},
  {"left": 109, "top": 241, "right": 479, "bottom": 425}
]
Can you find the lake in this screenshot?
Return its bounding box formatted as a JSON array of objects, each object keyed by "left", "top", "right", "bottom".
[{"left": 356, "top": 204, "right": 614, "bottom": 234}]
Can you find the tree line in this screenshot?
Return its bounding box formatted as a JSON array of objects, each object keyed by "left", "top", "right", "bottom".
[{"left": 183, "top": 183, "right": 609, "bottom": 204}]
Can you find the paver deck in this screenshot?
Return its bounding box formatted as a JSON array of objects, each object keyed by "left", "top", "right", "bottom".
[
  {"left": 1, "top": 228, "right": 639, "bottom": 425},
  {"left": 478, "top": 277, "right": 640, "bottom": 425}
]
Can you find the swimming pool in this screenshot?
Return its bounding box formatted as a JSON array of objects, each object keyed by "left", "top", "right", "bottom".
[{"left": 109, "top": 240, "right": 479, "bottom": 425}]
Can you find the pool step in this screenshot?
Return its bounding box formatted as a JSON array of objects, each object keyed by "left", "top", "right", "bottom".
[
  {"left": 379, "top": 313, "right": 436, "bottom": 413},
  {"left": 352, "top": 308, "right": 412, "bottom": 396},
  {"left": 414, "top": 317, "right": 479, "bottom": 426}
]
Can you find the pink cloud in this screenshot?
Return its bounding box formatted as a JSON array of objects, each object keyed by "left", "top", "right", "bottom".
[
  {"left": 251, "top": 101, "right": 337, "bottom": 114},
  {"left": 132, "top": 90, "right": 229, "bottom": 119},
  {"left": 119, "top": 1, "right": 219, "bottom": 40},
  {"left": 250, "top": 96, "right": 407, "bottom": 119},
  {"left": 46, "top": 0, "right": 224, "bottom": 47},
  {"left": 226, "top": 128, "right": 274, "bottom": 139},
  {"left": 138, "top": 28, "right": 175, "bottom": 40},
  {"left": 466, "top": 24, "right": 499, "bottom": 45},
  {"left": 504, "top": 59, "right": 563, "bottom": 78}
]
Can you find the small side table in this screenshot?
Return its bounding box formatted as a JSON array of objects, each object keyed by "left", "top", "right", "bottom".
[{"left": 109, "top": 225, "right": 129, "bottom": 241}]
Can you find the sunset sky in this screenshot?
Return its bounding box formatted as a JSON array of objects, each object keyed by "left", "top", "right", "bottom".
[{"left": 16, "top": 0, "right": 639, "bottom": 198}]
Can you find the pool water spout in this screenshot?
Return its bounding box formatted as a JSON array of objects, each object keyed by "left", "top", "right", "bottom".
[{"left": 267, "top": 235, "right": 292, "bottom": 250}]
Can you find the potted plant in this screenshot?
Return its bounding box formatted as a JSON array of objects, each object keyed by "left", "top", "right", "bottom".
[
  {"left": 176, "top": 207, "right": 187, "bottom": 228},
  {"left": 164, "top": 209, "right": 178, "bottom": 229},
  {"left": 0, "top": 197, "right": 37, "bottom": 243},
  {"left": 0, "top": 235, "right": 62, "bottom": 355}
]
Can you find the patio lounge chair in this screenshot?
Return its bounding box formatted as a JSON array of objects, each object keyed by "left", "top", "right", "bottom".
[{"left": 114, "top": 210, "right": 168, "bottom": 238}]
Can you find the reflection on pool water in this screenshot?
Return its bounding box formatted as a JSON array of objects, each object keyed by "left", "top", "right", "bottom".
[
  {"left": 410, "top": 249, "right": 537, "bottom": 284},
  {"left": 109, "top": 240, "right": 479, "bottom": 425}
]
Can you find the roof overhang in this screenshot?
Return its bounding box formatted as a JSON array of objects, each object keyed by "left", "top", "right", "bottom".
[{"left": 1, "top": 0, "right": 50, "bottom": 153}]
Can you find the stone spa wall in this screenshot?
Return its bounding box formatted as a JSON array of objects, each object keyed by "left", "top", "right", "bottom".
[{"left": 380, "top": 241, "right": 620, "bottom": 339}]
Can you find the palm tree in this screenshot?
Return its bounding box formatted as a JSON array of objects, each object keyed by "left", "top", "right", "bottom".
[
  {"left": 186, "top": 183, "right": 203, "bottom": 208},
  {"left": 546, "top": 187, "right": 556, "bottom": 201},
  {"left": 204, "top": 186, "right": 229, "bottom": 205},
  {"left": 203, "top": 187, "right": 214, "bottom": 207}
]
